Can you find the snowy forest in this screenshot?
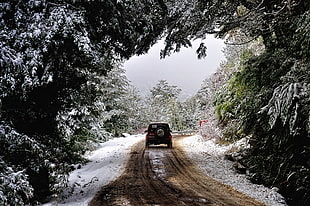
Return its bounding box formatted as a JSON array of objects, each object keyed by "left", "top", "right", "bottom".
[{"left": 0, "top": 0, "right": 309, "bottom": 205}]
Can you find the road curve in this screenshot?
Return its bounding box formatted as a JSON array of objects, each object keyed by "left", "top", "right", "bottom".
[{"left": 89, "top": 136, "right": 265, "bottom": 206}]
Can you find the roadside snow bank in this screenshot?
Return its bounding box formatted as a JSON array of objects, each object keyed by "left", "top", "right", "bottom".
[
  {"left": 181, "top": 134, "right": 287, "bottom": 206},
  {"left": 43, "top": 134, "right": 144, "bottom": 206}
]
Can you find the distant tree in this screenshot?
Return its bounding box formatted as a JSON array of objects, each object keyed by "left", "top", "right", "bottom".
[
  {"left": 179, "top": 96, "right": 201, "bottom": 130},
  {"left": 147, "top": 80, "right": 181, "bottom": 128},
  {"left": 124, "top": 85, "right": 150, "bottom": 132}
]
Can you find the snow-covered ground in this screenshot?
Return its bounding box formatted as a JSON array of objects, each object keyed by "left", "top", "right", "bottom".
[
  {"left": 43, "top": 134, "right": 144, "bottom": 206},
  {"left": 44, "top": 133, "right": 287, "bottom": 206},
  {"left": 181, "top": 134, "right": 288, "bottom": 206}
]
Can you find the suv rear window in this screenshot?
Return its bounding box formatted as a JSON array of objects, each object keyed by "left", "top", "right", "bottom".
[
  {"left": 151, "top": 124, "right": 158, "bottom": 129},
  {"left": 148, "top": 123, "right": 170, "bottom": 130}
]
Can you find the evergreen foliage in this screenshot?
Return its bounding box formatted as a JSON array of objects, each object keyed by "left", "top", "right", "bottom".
[
  {"left": 0, "top": 0, "right": 309, "bottom": 205},
  {"left": 145, "top": 80, "right": 201, "bottom": 131},
  {"left": 146, "top": 80, "right": 181, "bottom": 126},
  {"left": 0, "top": 0, "right": 167, "bottom": 204},
  {"left": 164, "top": 1, "right": 309, "bottom": 204}
]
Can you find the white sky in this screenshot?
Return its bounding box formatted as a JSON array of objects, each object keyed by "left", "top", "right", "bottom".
[{"left": 124, "top": 35, "right": 226, "bottom": 98}]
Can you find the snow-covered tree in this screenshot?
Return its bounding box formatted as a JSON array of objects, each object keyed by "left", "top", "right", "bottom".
[
  {"left": 0, "top": 154, "right": 33, "bottom": 205},
  {"left": 124, "top": 86, "right": 150, "bottom": 132},
  {"left": 170, "top": 1, "right": 309, "bottom": 203},
  {"left": 146, "top": 80, "right": 181, "bottom": 128},
  {"left": 1, "top": 0, "right": 308, "bottom": 204},
  {"left": 179, "top": 95, "right": 202, "bottom": 131},
  {"left": 0, "top": 0, "right": 168, "bottom": 204}
]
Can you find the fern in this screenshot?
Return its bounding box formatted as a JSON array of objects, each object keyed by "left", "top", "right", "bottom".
[{"left": 260, "top": 82, "right": 309, "bottom": 136}]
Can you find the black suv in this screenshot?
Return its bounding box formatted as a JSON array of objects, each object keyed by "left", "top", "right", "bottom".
[{"left": 145, "top": 123, "right": 172, "bottom": 148}]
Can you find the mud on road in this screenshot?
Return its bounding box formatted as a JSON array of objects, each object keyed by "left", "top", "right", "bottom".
[{"left": 89, "top": 136, "right": 265, "bottom": 206}]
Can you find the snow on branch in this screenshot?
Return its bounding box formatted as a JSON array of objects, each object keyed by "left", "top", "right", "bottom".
[{"left": 260, "top": 82, "right": 309, "bottom": 135}]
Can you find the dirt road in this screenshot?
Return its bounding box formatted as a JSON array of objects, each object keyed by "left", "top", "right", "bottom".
[{"left": 89, "top": 136, "right": 265, "bottom": 206}]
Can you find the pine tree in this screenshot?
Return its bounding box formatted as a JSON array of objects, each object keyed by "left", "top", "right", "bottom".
[{"left": 147, "top": 80, "right": 181, "bottom": 129}]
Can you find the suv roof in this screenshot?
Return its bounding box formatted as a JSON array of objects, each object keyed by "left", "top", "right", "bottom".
[{"left": 149, "top": 122, "right": 169, "bottom": 125}]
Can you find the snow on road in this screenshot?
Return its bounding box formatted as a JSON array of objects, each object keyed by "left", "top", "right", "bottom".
[
  {"left": 44, "top": 133, "right": 287, "bottom": 206},
  {"left": 44, "top": 134, "right": 144, "bottom": 206},
  {"left": 181, "top": 134, "right": 288, "bottom": 206}
]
